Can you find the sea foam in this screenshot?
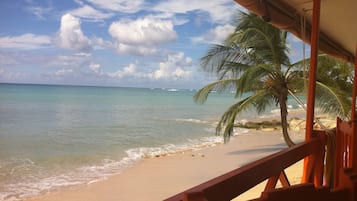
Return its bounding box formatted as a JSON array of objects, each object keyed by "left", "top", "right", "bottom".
[{"left": 0, "top": 133, "right": 236, "bottom": 201}]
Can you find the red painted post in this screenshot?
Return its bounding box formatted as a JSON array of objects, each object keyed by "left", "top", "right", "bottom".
[
  {"left": 302, "top": 0, "right": 321, "bottom": 183},
  {"left": 352, "top": 46, "right": 357, "bottom": 122},
  {"left": 305, "top": 0, "right": 320, "bottom": 140},
  {"left": 352, "top": 46, "right": 357, "bottom": 172}
]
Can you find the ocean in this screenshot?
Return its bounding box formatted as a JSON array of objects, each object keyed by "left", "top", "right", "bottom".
[{"left": 0, "top": 83, "right": 295, "bottom": 200}]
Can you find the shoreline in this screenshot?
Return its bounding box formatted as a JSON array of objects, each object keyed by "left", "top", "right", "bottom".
[{"left": 24, "top": 129, "right": 305, "bottom": 201}]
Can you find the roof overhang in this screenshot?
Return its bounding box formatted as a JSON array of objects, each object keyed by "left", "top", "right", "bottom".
[{"left": 234, "top": 0, "right": 356, "bottom": 63}]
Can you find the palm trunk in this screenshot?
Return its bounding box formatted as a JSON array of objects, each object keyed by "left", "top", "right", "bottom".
[{"left": 279, "top": 94, "right": 295, "bottom": 147}]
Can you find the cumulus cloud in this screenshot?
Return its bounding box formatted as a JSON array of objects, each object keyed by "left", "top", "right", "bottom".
[
  {"left": 108, "top": 63, "right": 137, "bottom": 78},
  {"left": 106, "top": 52, "right": 192, "bottom": 81},
  {"left": 0, "top": 33, "right": 51, "bottom": 50},
  {"left": 89, "top": 62, "right": 101, "bottom": 73},
  {"left": 149, "top": 52, "right": 192, "bottom": 80},
  {"left": 108, "top": 16, "right": 177, "bottom": 55},
  {"left": 85, "top": 0, "right": 144, "bottom": 13},
  {"left": 56, "top": 13, "right": 92, "bottom": 52},
  {"left": 91, "top": 37, "right": 113, "bottom": 50},
  {"left": 112, "top": 43, "right": 157, "bottom": 56},
  {"left": 192, "top": 24, "right": 235, "bottom": 44},
  {"left": 109, "top": 17, "right": 177, "bottom": 46}
]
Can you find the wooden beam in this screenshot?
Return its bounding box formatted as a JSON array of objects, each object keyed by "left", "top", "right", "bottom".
[
  {"left": 303, "top": 0, "right": 321, "bottom": 183},
  {"left": 183, "top": 192, "right": 208, "bottom": 201}
]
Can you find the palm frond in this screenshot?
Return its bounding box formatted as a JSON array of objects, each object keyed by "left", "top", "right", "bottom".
[
  {"left": 217, "top": 61, "right": 252, "bottom": 80},
  {"left": 200, "top": 44, "right": 239, "bottom": 73},
  {"left": 194, "top": 78, "right": 239, "bottom": 104},
  {"left": 231, "top": 12, "right": 290, "bottom": 66},
  {"left": 216, "top": 91, "right": 270, "bottom": 143},
  {"left": 236, "top": 64, "right": 274, "bottom": 94},
  {"left": 253, "top": 91, "right": 276, "bottom": 114},
  {"left": 216, "top": 96, "right": 252, "bottom": 143},
  {"left": 315, "top": 81, "right": 351, "bottom": 119}
]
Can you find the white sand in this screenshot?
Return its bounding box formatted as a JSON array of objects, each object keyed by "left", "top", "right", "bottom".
[{"left": 25, "top": 129, "right": 305, "bottom": 201}]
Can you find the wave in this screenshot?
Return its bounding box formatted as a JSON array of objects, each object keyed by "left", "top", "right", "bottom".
[
  {"left": 167, "top": 88, "right": 178, "bottom": 92},
  {"left": 0, "top": 154, "right": 145, "bottom": 201},
  {"left": 174, "top": 118, "right": 210, "bottom": 124},
  {"left": 258, "top": 107, "right": 305, "bottom": 119},
  {"left": 0, "top": 129, "right": 248, "bottom": 201}
]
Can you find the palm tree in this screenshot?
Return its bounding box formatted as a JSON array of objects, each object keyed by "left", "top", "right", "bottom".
[{"left": 194, "top": 12, "right": 352, "bottom": 147}]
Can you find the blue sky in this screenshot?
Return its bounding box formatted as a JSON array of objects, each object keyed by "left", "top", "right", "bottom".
[{"left": 0, "top": 0, "right": 305, "bottom": 89}]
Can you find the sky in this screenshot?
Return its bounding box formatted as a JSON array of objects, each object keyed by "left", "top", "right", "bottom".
[{"left": 0, "top": 0, "right": 305, "bottom": 89}]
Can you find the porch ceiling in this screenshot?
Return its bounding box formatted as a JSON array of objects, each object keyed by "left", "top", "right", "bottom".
[{"left": 234, "top": 0, "right": 356, "bottom": 63}]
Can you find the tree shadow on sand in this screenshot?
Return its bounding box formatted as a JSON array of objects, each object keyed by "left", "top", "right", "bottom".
[{"left": 227, "top": 143, "right": 287, "bottom": 155}]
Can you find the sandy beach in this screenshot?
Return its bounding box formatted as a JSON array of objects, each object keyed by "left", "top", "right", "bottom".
[{"left": 25, "top": 129, "right": 305, "bottom": 201}]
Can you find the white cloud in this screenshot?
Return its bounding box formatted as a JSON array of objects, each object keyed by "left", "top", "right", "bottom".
[
  {"left": 145, "top": 12, "right": 189, "bottom": 26},
  {"left": 91, "top": 37, "right": 113, "bottom": 50},
  {"left": 55, "top": 69, "right": 74, "bottom": 76},
  {"left": 89, "top": 62, "right": 101, "bottom": 73},
  {"left": 109, "top": 17, "right": 177, "bottom": 46},
  {"left": 153, "top": 0, "right": 239, "bottom": 24},
  {"left": 149, "top": 52, "right": 192, "bottom": 80},
  {"left": 108, "top": 16, "right": 177, "bottom": 55},
  {"left": 108, "top": 63, "right": 137, "bottom": 78},
  {"left": 112, "top": 43, "right": 157, "bottom": 56},
  {"left": 85, "top": 0, "right": 144, "bottom": 13},
  {"left": 0, "top": 53, "right": 18, "bottom": 65},
  {"left": 192, "top": 24, "right": 235, "bottom": 44},
  {"left": 56, "top": 13, "right": 92, "bottom": 52},
  {"left": 47, "top": 53, "right": 91, "bottom": 68},
  {"left": 0, "top": 51, "right": 52, "bottom": 66},
  {"left": 0, "top": 70, "right": 25, "bottom": 82},
  {"left": 0, "top": 33, "right": 51, "bottom": 50},
  {"left": 287, "top": 33, "right": 310, "bottom": 63},
  {"left": 0, "top": 52, "right": 90, "bottom": 75},
  {"left": 74, "top": 0, "right": 85, "bottom": 6},
  {"left": 25, "top": 4, "right": 53, "bottom": 20},
  {"left": 69, "top": 5, "right": 114, "bottom": 21},
  {"left": 107, "top": 52, "right": 192, "bottom": 81},
  {"left": 74, "top": 52, "right": 92, "bottom": 57}
]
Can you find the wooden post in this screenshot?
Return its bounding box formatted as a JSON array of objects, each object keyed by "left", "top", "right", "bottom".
[
  {"left": 302, "top": 0, "right": 321, "bottom": 183},
  {"left": 353, "top": 46, "right": 357, "bottom": 122},
  {"left": 352, "top": 46, "right": 357, "bottom": 172},
  {"left": 305, "top": 0, "right": 320, "bottom": 140}
]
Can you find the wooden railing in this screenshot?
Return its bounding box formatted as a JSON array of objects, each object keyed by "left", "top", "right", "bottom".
[
  {"left": 335, "top": 118, "right": 355, "bottom": 188},
  {"left": 164, "top": 132, "right": 326, "bottom": 201},
  {"left": 336, "top": 118, "right": 354, "bottom": 169}
]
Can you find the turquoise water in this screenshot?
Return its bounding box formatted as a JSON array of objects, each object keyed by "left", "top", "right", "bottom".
[{"left": 0, "top": 84, "right": 296, "bottom": 200}]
